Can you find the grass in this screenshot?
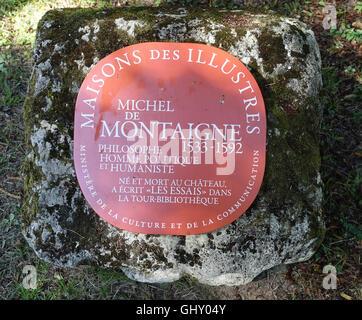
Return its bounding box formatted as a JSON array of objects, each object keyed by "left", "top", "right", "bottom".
[
  {"left": 0, "top": 0, "right": 361, "bottom": 300},
  {"left": 0, "top": 0, "right": 102, "bottom": 46}
]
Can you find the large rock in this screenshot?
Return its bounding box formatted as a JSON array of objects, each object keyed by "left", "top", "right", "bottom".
[{"left": 22, "top": 7, "right": 325, "bottom": 285}]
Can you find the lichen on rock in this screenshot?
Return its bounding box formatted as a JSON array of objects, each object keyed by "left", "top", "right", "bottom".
[{"left": 21, "top": 6, "right": 325, "bottom": 286}]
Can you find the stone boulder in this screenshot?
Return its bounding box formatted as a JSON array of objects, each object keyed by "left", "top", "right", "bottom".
[{"left": 22, "top": 7, "right": 324, "bottom": 285}]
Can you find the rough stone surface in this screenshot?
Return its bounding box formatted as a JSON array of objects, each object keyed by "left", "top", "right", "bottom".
[{"left": 22, "top": 7, "right": 325, "bottom": 286}]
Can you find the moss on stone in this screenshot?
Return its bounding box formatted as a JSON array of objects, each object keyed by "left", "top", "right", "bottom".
[
  {"left": 214, "top": 27, "right": 237, "bottom": 50},
  {"left": 174, "top": 248, "right": 202, "bottom": 267},
  {"left": 257, "top": 29, "right": 287, "bottom": 74}
]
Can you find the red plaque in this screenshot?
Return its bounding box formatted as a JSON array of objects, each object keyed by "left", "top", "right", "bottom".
[{"left": 74, "top": 42, "right": 266, "bottom": 235}]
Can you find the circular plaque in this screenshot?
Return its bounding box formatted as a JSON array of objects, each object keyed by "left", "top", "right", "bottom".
[{"left": 74, "top": 42, "right": 266, "bottom": 235}]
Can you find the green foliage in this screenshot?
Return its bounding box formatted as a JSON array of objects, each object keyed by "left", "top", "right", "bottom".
[
  {"left": 340, "top": 216, "right": 362, "bottom": 240},
  {"left": 321, "top": 67, "right": 342, "bottom": 115},
  {"left": 0, "top": 0, "right": 27, "bottom": 16},
  {"left": 322, "top": 67, "right": 342, "bottom": 93},
  {"left": 0, "top": 0, "right": 114, "bottom": 46},
  {"left": 283, "top": 0, "right": 301, "bottom": 15},
  {"left": 354, "top": 1, "right": 362, "bottom": 14},
  {"left": 346, "top": 168, "right": 361, "bottom": 205},
  {"left": 330, "top": 23, "right": 362, "bottom": 44}
]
